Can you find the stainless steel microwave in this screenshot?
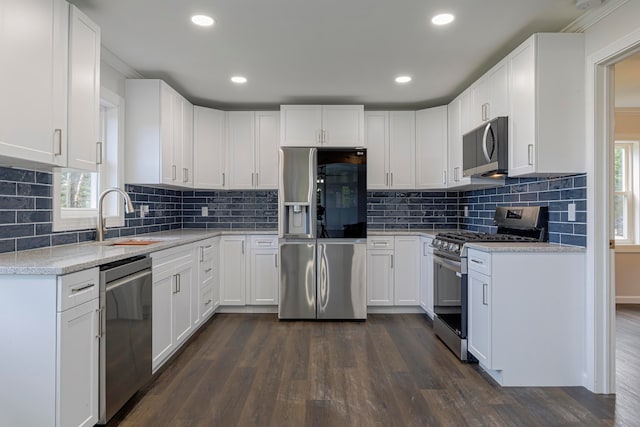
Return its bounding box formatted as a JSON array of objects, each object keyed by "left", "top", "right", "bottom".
[{"left": 462, "top": 116, "right": 508, "bottom": 177}]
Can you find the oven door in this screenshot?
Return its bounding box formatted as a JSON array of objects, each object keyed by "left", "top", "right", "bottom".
[{"left": 433, "top": 253, "right": 462, "bottom": 307}]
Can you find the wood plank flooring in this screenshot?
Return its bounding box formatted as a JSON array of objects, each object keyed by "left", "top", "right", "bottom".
[
  {"left": 108, "top": 313, "right": 627, "bottom": 426},
  {"left": 615, "top": 304, "right": 640, "bottom": 426}
]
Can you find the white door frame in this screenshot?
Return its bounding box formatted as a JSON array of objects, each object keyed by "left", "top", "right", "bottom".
[{"left": 587, "top": 27, "right": 640, "bottom": 394}]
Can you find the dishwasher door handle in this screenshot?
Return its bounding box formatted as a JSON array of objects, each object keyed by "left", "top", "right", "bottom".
[{"left": 105, "top": 270, "right": 152, "bottom": 292}]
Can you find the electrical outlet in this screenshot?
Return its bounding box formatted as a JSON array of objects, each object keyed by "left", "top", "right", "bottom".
[
  {"left": 140, "top": 205, "right": 149, "bottom": 219},
  {"left": 463, "top": 206, "right": 469, "bottom": 217},
  {"left": 201, "top": 206, "right": 209, "bottom": 216},
  {"left": 568, "top": 203, "right": 576, "bottom": 222}
]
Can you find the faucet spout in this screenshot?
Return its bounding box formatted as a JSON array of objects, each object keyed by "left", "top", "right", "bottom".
[{"left": 96, "top": 188, "right": 135, "bottom": 242}]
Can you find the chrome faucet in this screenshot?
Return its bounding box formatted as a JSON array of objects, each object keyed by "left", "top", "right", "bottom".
[{"left": 96, "top": 188, "right": 135, "bottom": 242}]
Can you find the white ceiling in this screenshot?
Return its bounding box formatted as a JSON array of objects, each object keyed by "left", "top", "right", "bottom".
[{"left": 70, "top": 0, "right": 590, "bottom": 110}]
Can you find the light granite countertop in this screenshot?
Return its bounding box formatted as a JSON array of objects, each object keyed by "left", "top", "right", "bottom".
[
  {"left": 0, "top": 229, "right": 277, "bottom": 275},
  {"left": 369, "top": 230, "right": 454, "bottom": 238},
  {"left": 465, "top": 242, "right": 586, "bottom": 253}
]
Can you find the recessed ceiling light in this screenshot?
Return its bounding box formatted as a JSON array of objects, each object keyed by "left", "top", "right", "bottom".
[
  {"left": 431, "top": 13, "right": 454, "bottom": 26},
  {"left": 191, "top": 15, "right": 214, "bottom": 27},
  {"left": 395, "top": 76, "right": 412, "bottom": 84},
  {"left": 231, "top": 76, "right": 247, "bottom": 84}
]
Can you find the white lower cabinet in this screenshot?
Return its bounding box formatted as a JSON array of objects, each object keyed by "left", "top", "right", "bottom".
[
  {"left": 0, "top": 267, "right": 99, "bottom": 427},
  {"left": 151, "top": 245, "right": 194, "bottom": 372},
  {"left": 249, "top": 236, "right": 279, "bottom": 305},
  {"left": 194, "top": 237, "right": 220, "bottom": 320},
  {"left": 366, "top": 235, "right": 421, "bottom": 307},
  {"left": 466, "top": 248, "right": 585, "bottom": 386},
  {"left": 220, "top": 236, "right": 247, "bottom": 305},
  {"left": 419, "top": 237, "right": 434, "bottom": 318}
]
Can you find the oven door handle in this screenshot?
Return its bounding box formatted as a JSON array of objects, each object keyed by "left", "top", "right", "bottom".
[{"left": 433, "top": 255, "right": 462, "bottom": 273}]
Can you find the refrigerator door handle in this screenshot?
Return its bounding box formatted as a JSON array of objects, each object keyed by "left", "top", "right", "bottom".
[{"left": 318, "top": 244, "right": 328, "bottom": 314}]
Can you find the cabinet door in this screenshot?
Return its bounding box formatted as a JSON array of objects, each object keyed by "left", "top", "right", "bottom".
[
  {"left": 193, "top": 106, "right": 226, "bottom": 189},
  {"left": 419, "top": 238, "right": 434, "bottom": 318},
  {"left": 321, "top": 105, "right": 364, "bottom": 147},
  {"left": 508, "top": 38, "right": 536, "bottom": 176},
  {"left": 152, "top": 267, "right": 174, "bottom": 371},
  {"left": 488, "top": 62, "right": 509, "bottom": 119},
  {"left": 173, "top": 260, "right": 194, "bottom": 346},
  {"left": 416, "top": 107, "right": 447, "bottom": 189},
  {"left": 393, "top": 236, "right": 420, "bottom": 305},
  {"left": 280, "top": 105, "right": 322, "bottom": 146},
  {"left": 160, "top": 83, "right": 176, "bottom": 185},
  {"left": 67, "top": 5, "right": 100, "bottom": 172},
  {"left": 366, "top": 250, "right": 394, "bottom": 306},
  {"left": 470, "top": 78, "right": 488, "bottom": 129},
  {"left": 180, "top": 99, "right": 194, "bottom": 187},
  {"left": 220, "top": 236, "right": 247, "bottom": 305},
  {"left": 364, "top": 111, "right": 389, "bottom": 190},
  {"left": 388, "top": 111, "right": 415, "bottom": 189},
  {"left": 447, "top": 98, "right": 463, "bottom": 185},
  {"left": 468, "top": 271, "right": 492, "bottom": 366},
  {"left": 57, "top": 298, "right": 99, "bottom": 427},
  {"left": 255, "top": 111, "right": 280, "bottom": 189},
  {"left": 0, "top": 0, "right": 68, "bottom": 167},
  {"left": 250, "top": 248, "right": 278, "bottom": 305},
  {"left": 227, "top": 111, "right": 255, "bottom": 189}
]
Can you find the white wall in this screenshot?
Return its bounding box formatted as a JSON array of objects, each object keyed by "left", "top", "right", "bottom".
[
  {"left": 584, "top": 1, "right": 640, "bottom": 56},
  {"left": 615, "top": 250, "right": 640, "bottom": 303}
]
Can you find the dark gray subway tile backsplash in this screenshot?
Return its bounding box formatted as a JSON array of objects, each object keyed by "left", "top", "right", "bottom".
[{"left": 0, "top": 165, "right": 589, "bottom": 253}]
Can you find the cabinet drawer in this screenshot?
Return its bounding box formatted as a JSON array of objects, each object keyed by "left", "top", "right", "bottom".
[
  {"left": 467, "top": 250, "right": 491, "bottom": 275},
  {"left": 57, "top": 268, "right": 99, "bottom": 312},
  {"left": 250, "top": 235, "right": 278, "bottom": 249},
  {"left": 367, "top": 236, "right": 394, "bottom": 250}
]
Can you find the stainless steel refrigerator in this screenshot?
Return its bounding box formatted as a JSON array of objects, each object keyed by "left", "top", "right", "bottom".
[{"left": 278, "top": 147, "right": 367, "bottom": 320}]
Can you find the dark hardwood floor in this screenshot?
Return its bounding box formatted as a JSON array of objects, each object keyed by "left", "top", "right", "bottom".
[
  {"left": 108, "top": 313, "right": 628, "bottom": 426},
  {"left": 615, "top": 304, "right": 640, "bottom": 426}
]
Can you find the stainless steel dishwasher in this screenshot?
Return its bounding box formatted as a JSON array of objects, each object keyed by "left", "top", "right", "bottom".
[{"left": 98, "top": 256, "right": 152, "bottom": 424}]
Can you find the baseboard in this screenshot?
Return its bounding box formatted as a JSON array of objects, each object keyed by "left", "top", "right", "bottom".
[
  {"left": 217, "top": 306, "right": 278, "bottom": 314},
  {"left": 366, "top": 306, "right": 426, "bottom": 314},
  {"left": 616, "top": 296, "right": 640, "bottom": 304}
]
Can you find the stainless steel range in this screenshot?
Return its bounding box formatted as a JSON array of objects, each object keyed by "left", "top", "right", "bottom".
[{"left": 432, "top": 206, "right": 548, "bottom": 361}]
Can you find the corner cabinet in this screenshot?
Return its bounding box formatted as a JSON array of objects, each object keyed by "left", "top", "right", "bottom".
[
  {"left": 365, "top": 111, "right": 415, "bottom": 190},
  {"left": 415, "top": 106, "right": 448, "bottom": 189},
  {"left": 280, "top": 105, "right": 364, "bottom": 147},
  {"left": 0, "top": 267, "right": 99, "bottom": 427},
  {"left": 125, "top": 79, "right": 194, "bottom": 188},
  {"left": 466, "top": 247, "right": 585, "bottom": 386},
  {"left": 507, "top": 33, "right": 585, "bottom": 177}
]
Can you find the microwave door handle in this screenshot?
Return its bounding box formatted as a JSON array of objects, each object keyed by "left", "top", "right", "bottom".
[{"left": 482, "top": 122, "right": 492, "bottom": 162}]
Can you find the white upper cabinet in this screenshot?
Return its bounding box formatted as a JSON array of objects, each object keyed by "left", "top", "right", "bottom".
[
  {"left": 280, "top": 105, "right": 364, "bottom": 147},
  {"left": 193, "top": 106, "right": 226, "bottom": 189},
  {"left": 66, "top": 5, "right": 101, "bottom": 172},
  {"left": 125, "top": 79, "right": 194, "bottom": 188},
  {"left": 508, "top": 33, "right": 585, "bottom": 177},
  {"left": 415, "top": 106, "right": 448, "bottom": 189},
  {"left": 0, "top": 0, "right": 68, "bottom": 168},
  {"left": 227, "top": 111, "right": 280, "bottom": 190},
  {"left": 467, "top": 61, "right": 509, "bottom": 133},
  {"left": 365, "top": 111, "right": 415, "bottom": 190}
]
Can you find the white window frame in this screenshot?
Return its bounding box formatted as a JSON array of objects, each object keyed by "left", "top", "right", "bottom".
[
  {"left": 614, "top": 140, "right": 640, "bottom": 245},
  {"left": 53, "top": 87, "right": 125, "bottom": 232}
]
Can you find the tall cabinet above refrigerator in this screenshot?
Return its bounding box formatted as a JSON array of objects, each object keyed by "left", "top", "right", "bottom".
[{"left": 278, "top": 147, "right": 367, "bottom": 320}]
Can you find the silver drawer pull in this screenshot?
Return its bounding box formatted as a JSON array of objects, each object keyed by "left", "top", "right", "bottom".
[
  {"left": 205, "top": 268, "right": 212, "bottom": 273},
  {"left": 71, "top": 283, "right": 95, "bottom": 293},
  {"left": 470, "top": 259, "right": 484, "bottom": 265}
]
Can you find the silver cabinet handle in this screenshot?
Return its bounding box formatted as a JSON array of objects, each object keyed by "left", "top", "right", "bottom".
[
  {"left": 443, "top": 170, "right": 447, "bottom": 185},
  {"left": 528, "top": 144, "right": 534, "bottom": 166},
  {"left": 470, "top": 259, "right": 483, "bottom": 265},
  {"left": 274, "top": 253, "right": 278, "bottom": 268},
  {"left": 454, "top": 167, "right": 460, "bottom": 182},
  {"left": 172, "top": 165, "right": 177, "bottom": 180},
  {"left": 54, "top": 129, "right": 62, "bottom": 156},
  {"left": 222, "top": 172, "right": 225, "bottom": 186},
  {"left": 71, "top": 283, "right": 95, "bottom": 293},
  {"left": 251, "top": 172, "right": 254, "bottom": 186},
  {"left": 385, "top": 172, "right": 389, "bottom": 186},
  {"left": 317, "top": 129, "right": 322, "bottom": 144},
  {"left": 173, "top": 274, "right": 179, "bottom": 294},
  {"left": 200, "top": 246, "right": 204, "bottom": 262},
  {"left": 96, "top": 308, "right": 103, "bottom": 339},
  {"left": 483, "top": 283, "right": 488, "bottom": 305},
  {"left": 183, "top": 168, "right": 188, "bottom": 183},
  {"left": 323, "top": 129, "right": 328, "bottom": 144},
  {"left": 205, "top": 268, "right": 212, "bottom": 273},
  {"left": 241, "top": 240, "right": 245, "bottom": 254},
  {"left": 255, "top": 172, "right": 259, "bottom": 187},
  {"left": 177, "top": 274, "right": 181, "bottom": 293},
  {"left": 96, "top": 142, "right": 103, "bottom": 165},
  {"left": 390, "top": 254, "right": 394, "bottom": 268}
]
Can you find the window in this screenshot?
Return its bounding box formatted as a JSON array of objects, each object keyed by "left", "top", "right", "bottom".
[
  {"left": 614, "top": 141, "right": 639, "bottom": 244},
  {"left": 53, "top": 88, "right": 125, "bottom": 232}
]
